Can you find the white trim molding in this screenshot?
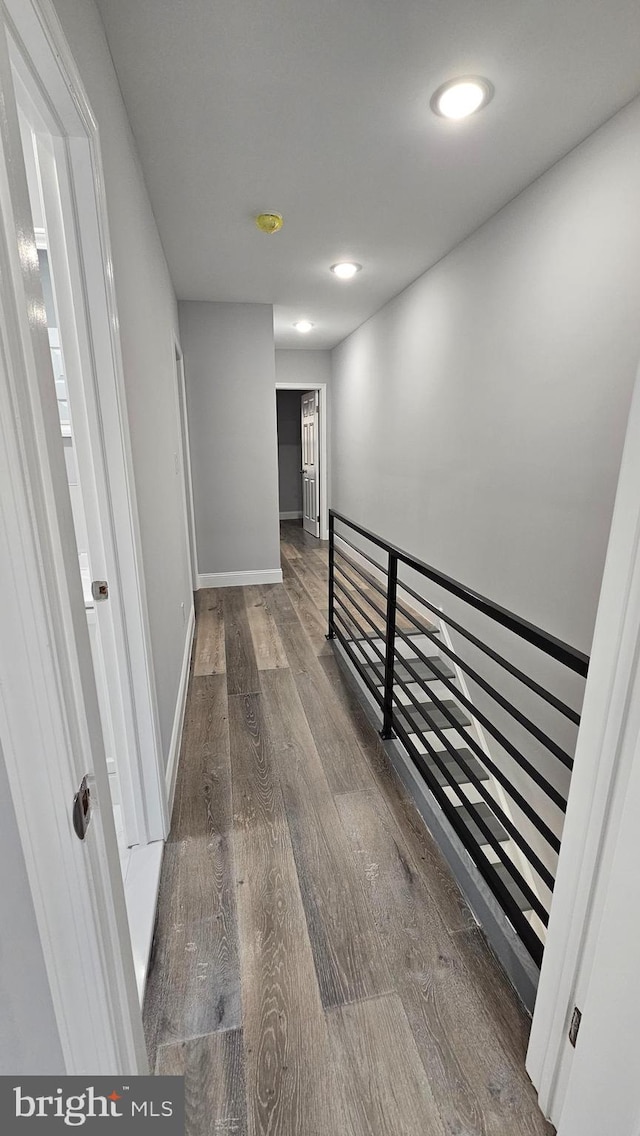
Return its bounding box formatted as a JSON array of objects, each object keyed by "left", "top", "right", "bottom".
[
  {"left": 0, "top": 2, "right": 146, "bottom": 1071},
  {"left": 280, "top": 510, "right": 303, "bottom": 520},
  {"left": 527, "top": 361, "right": 640, "bottom": 1126},
  {"left": 275, "top": 381, "right": 329, "bottom": 541},
  {"left": 6, "top": 0, "right": 166, "bottom": 844},
  {"left": 197, "top": 568, "right": 283, "bottom": 589},
  {"left": 165, "top": 604, "right": 195, "bottom": 819}
]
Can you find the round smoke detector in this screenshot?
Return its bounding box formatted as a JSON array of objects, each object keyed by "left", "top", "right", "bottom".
[{"left": 255, "top": 212, "right": 284, "bottom": 234}]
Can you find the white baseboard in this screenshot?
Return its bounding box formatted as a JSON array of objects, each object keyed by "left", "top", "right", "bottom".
[
  {"left": 165, "top": 603, "right": 195, "bottom": 820},
  {"left": 197, "top": 568, "right": 283, "bottom": 589},
  {"left": 280, "top": 510, "right": 302, "bottom": 520}
]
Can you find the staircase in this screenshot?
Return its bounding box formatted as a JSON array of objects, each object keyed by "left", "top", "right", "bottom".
[{"left": 328, "top": 510, "right": 588, "bottom": 995}]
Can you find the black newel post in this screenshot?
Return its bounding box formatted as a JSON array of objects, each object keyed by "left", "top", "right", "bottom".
[
  {"left": 326, "top": 510, "right": 336, "bottom": 639},
  {"left": 380, "top": 551, "right": 397, "bottom": 739}
]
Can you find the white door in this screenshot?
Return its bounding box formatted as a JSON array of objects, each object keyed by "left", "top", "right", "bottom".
[
  {"left": 301, "top": 389, "right": 320, "bottom": 538},
  {"left": 0, "top": 1, "right": 146, "bottom": 1071}
]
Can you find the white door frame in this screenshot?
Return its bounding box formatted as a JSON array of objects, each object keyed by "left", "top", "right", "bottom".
[
  {"left": 527, "top": 360, "right": 640, "bottom": 1126},
  {"left": 0, "top": 0, "right": 146, "bottom": 1072},
  {"left": 5, "top": 0, "right": 167, "bottom": 845},
  {"left": 173, "top": 333, "right": 198, "bottom": 590},
  {"left": 276, "top": 381, "right": 329, "bottom": 540}
]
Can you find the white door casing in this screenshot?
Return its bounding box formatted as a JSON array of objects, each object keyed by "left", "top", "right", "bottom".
[
  {"left": 0, "top": 0, "right": 155, "bottom": 1071},
  {"left": 527, "top": 359, "right": 640, "bottom": 1131},
  {"left": 301, "top": 389, "right": 320, "bottom": 538},
  {"left": 6, "top": 0, "right": 167, "bottom": 845}
]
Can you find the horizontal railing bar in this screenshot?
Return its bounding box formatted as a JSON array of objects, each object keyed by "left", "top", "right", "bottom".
[
  {"left": 391, "top": 711, "right": 545, "bottom": 966},
  {"left": 334, "top": 564, "right": 557, "bottom": 894},
  {"left": 334, "top": 529, "right": 388, "bottom": 576},
  {"left": 390, "top": 650, "right": 561, "bottom": 860},
  {"left": 335, "top": 546, "right": 390, "bottom": 602},
  {"left": 334, "top": 560, "right": 387, "bottom": 618},
  {"left": 390, "top": 655, "right": 559, "bottom": 880},
  {"left": 396, "top": 597, "right": 575, "bottom": 770},
  {"left": 333, "top": 604, "right": 386, "bottom": 671},
  {"left": 334, "top": 588, "right": 388, "bottom": 662},
  {"left": 335, "top": 558, "right": 568, "bottom": 811},
  {"left": 335, "top": 559, "right": 389, "bottom": 622},
  {"left": 392, "top": 695, "right": 550, "bottom": 923},
  {"left": 394, "top": 622, "right": 567, "bottom": 813},
  {"left": 397, "top": 576, "right": 580, "bottom": 726},
  {"left": 332, "top": 622, "right": 385, "bottom": 709},
  {"left": 332, "top": 509, "right": 588, "bottom": 677}
]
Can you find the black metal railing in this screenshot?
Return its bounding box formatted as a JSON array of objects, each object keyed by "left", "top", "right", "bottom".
[{"left": 327, "top": 509, "right": 589, "bottom": 968}]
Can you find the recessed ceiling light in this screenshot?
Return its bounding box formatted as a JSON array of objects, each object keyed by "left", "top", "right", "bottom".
[
  {"left": 330, "top": 262, "right": 362, "bottom": 280},
  {"left": 431, "top": 77, "right": 494, "bottom": 120},
  {"left": 294, "top": 320, "right": 314, "bottom": 333}
]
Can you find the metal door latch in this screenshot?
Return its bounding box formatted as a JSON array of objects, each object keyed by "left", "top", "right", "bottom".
[
  {"left": 91, "top": 580, "right": 109, "bottom": 601},
  {"left": 72, "top": 775, "right": 92, "bottom": 841}
]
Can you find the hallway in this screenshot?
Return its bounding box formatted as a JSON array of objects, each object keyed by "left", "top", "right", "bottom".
[{"left": 143, "top": 521, "right": 552, "bottom": 1135}]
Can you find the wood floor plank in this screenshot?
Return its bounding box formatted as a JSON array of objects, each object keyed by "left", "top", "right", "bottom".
[
  {"left": 228, "top": 692, "right": 283, "bottom": 830},
  {"left": 224, "top": 588, "right": 260, "bottom": 695},
  {"left": 143, "top": 835, "right": 242, "bottom": 1066},
  {"left": 170, "top": 675, "right": 231, "bottom": 843},
  {"left": 229, "top": 691, "right": 343, "bottom": 1136},
  {"left": 452, "top": 926, "right": 533, "bottom": 1065},
  {"left": 279, "top": 539, "right": 301, "bottom": 560},
  {"left": 262, "top": 593, "right": 375, "bottom": 795},
  {"left": 194, "top": 589, "right": 226, "bottom": 676},
  {"left": 282, "top": 552, "right": 328, "bottom": 612},
  {"left": 245, "top": 585, "right": 289, "bottom": 671},
  {"left": 276, "top": 563, "right": 333, "bottom": 655},
  {"left": 320, "top": 654, "right": 476, "bottom": 934},
  {"left": 157, "top": 1027, "right": 247, "bottom": 1135},
  {"left": 335, "top": 788, "right": 553, "bottom": 1136},
  {"left": 260, "top": 668, "right": 390, "bottom": 1008},
  {"left": 327, "top": 993, "right": 447, "bottom": 1136}
]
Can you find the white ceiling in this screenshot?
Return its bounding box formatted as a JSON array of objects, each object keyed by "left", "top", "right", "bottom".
[{"left": 96, "top": 0, "right": 640, "bottom": 349}]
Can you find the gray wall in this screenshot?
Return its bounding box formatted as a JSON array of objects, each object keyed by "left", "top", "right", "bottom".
[
  {"left": 0, "top": 749, "right": 64, "bottom": 1073},
  {"left": 179, "top": 301, "right": 281, "bottom": 576},
  {"left": 276, "top": 390, "right": 302, "bottom": 515},
  {"left": 331, "top": 96, "right": 640, "bottom": 657},
  {"left": 331, "top": 96, "right": 640, "bottom": 891},
  {"left": 275, "top": 349, "right": 332, "bottom": 390},
  {"left": 52, "top": 0, "right": 193, "bottom": 769}
]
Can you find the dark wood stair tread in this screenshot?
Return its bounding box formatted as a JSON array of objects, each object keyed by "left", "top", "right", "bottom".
[
  {"left": 423, "top": 748, "right": 490, "bottom": 787},
  {"left": 398, "top": 700, "right": 470, "bottom": 733},
  {"left": 363, "top": 657, "right": 455, "bottom": 685},
  {"left": 459, "top": 800, "right": 509, "bottom": 846}
]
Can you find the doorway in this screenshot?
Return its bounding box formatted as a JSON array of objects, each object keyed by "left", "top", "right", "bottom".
[{"left": 275, "top": 381, "right": 329, "bottom": 545}]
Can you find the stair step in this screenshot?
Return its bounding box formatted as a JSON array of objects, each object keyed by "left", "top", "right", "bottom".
[
  {"left": 461, "top": 801, "right": 509, "bottom": 847},
  {"left": 425, "top": 749, "right": 490, "bottom": 787},
  {"left": 363, "top": 657, "right": 455, "bottom": 685},
  {"left": 399, "top": 700, "right": 470, "bottom": 734}
]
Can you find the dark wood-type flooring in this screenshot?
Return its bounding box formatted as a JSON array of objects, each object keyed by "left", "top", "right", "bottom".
[{"left": 144, "top": 520, "right": 553, "bottom": 1136}]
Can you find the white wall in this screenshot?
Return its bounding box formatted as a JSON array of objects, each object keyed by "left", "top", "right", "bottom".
[
  {"left": 330, "top": 97, "right": 640, "bottom": 904},
  {"left": 0, "top": 748, "right": 64, "bottom": 1073},
  {"left": 276, "top": 390, "right": 302, "bottom": 515},
  {"left": 331, "top": 96, "right": 640, "bottom": 657},
  {"left": 275, "top": 349, "right": 332, "bottom": 390},
  {"left": 179, "top": 301, "right": 281, "bottom": 579},
  {"left": 51, "top": 0, "right": 193, "bottom": 768}
]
